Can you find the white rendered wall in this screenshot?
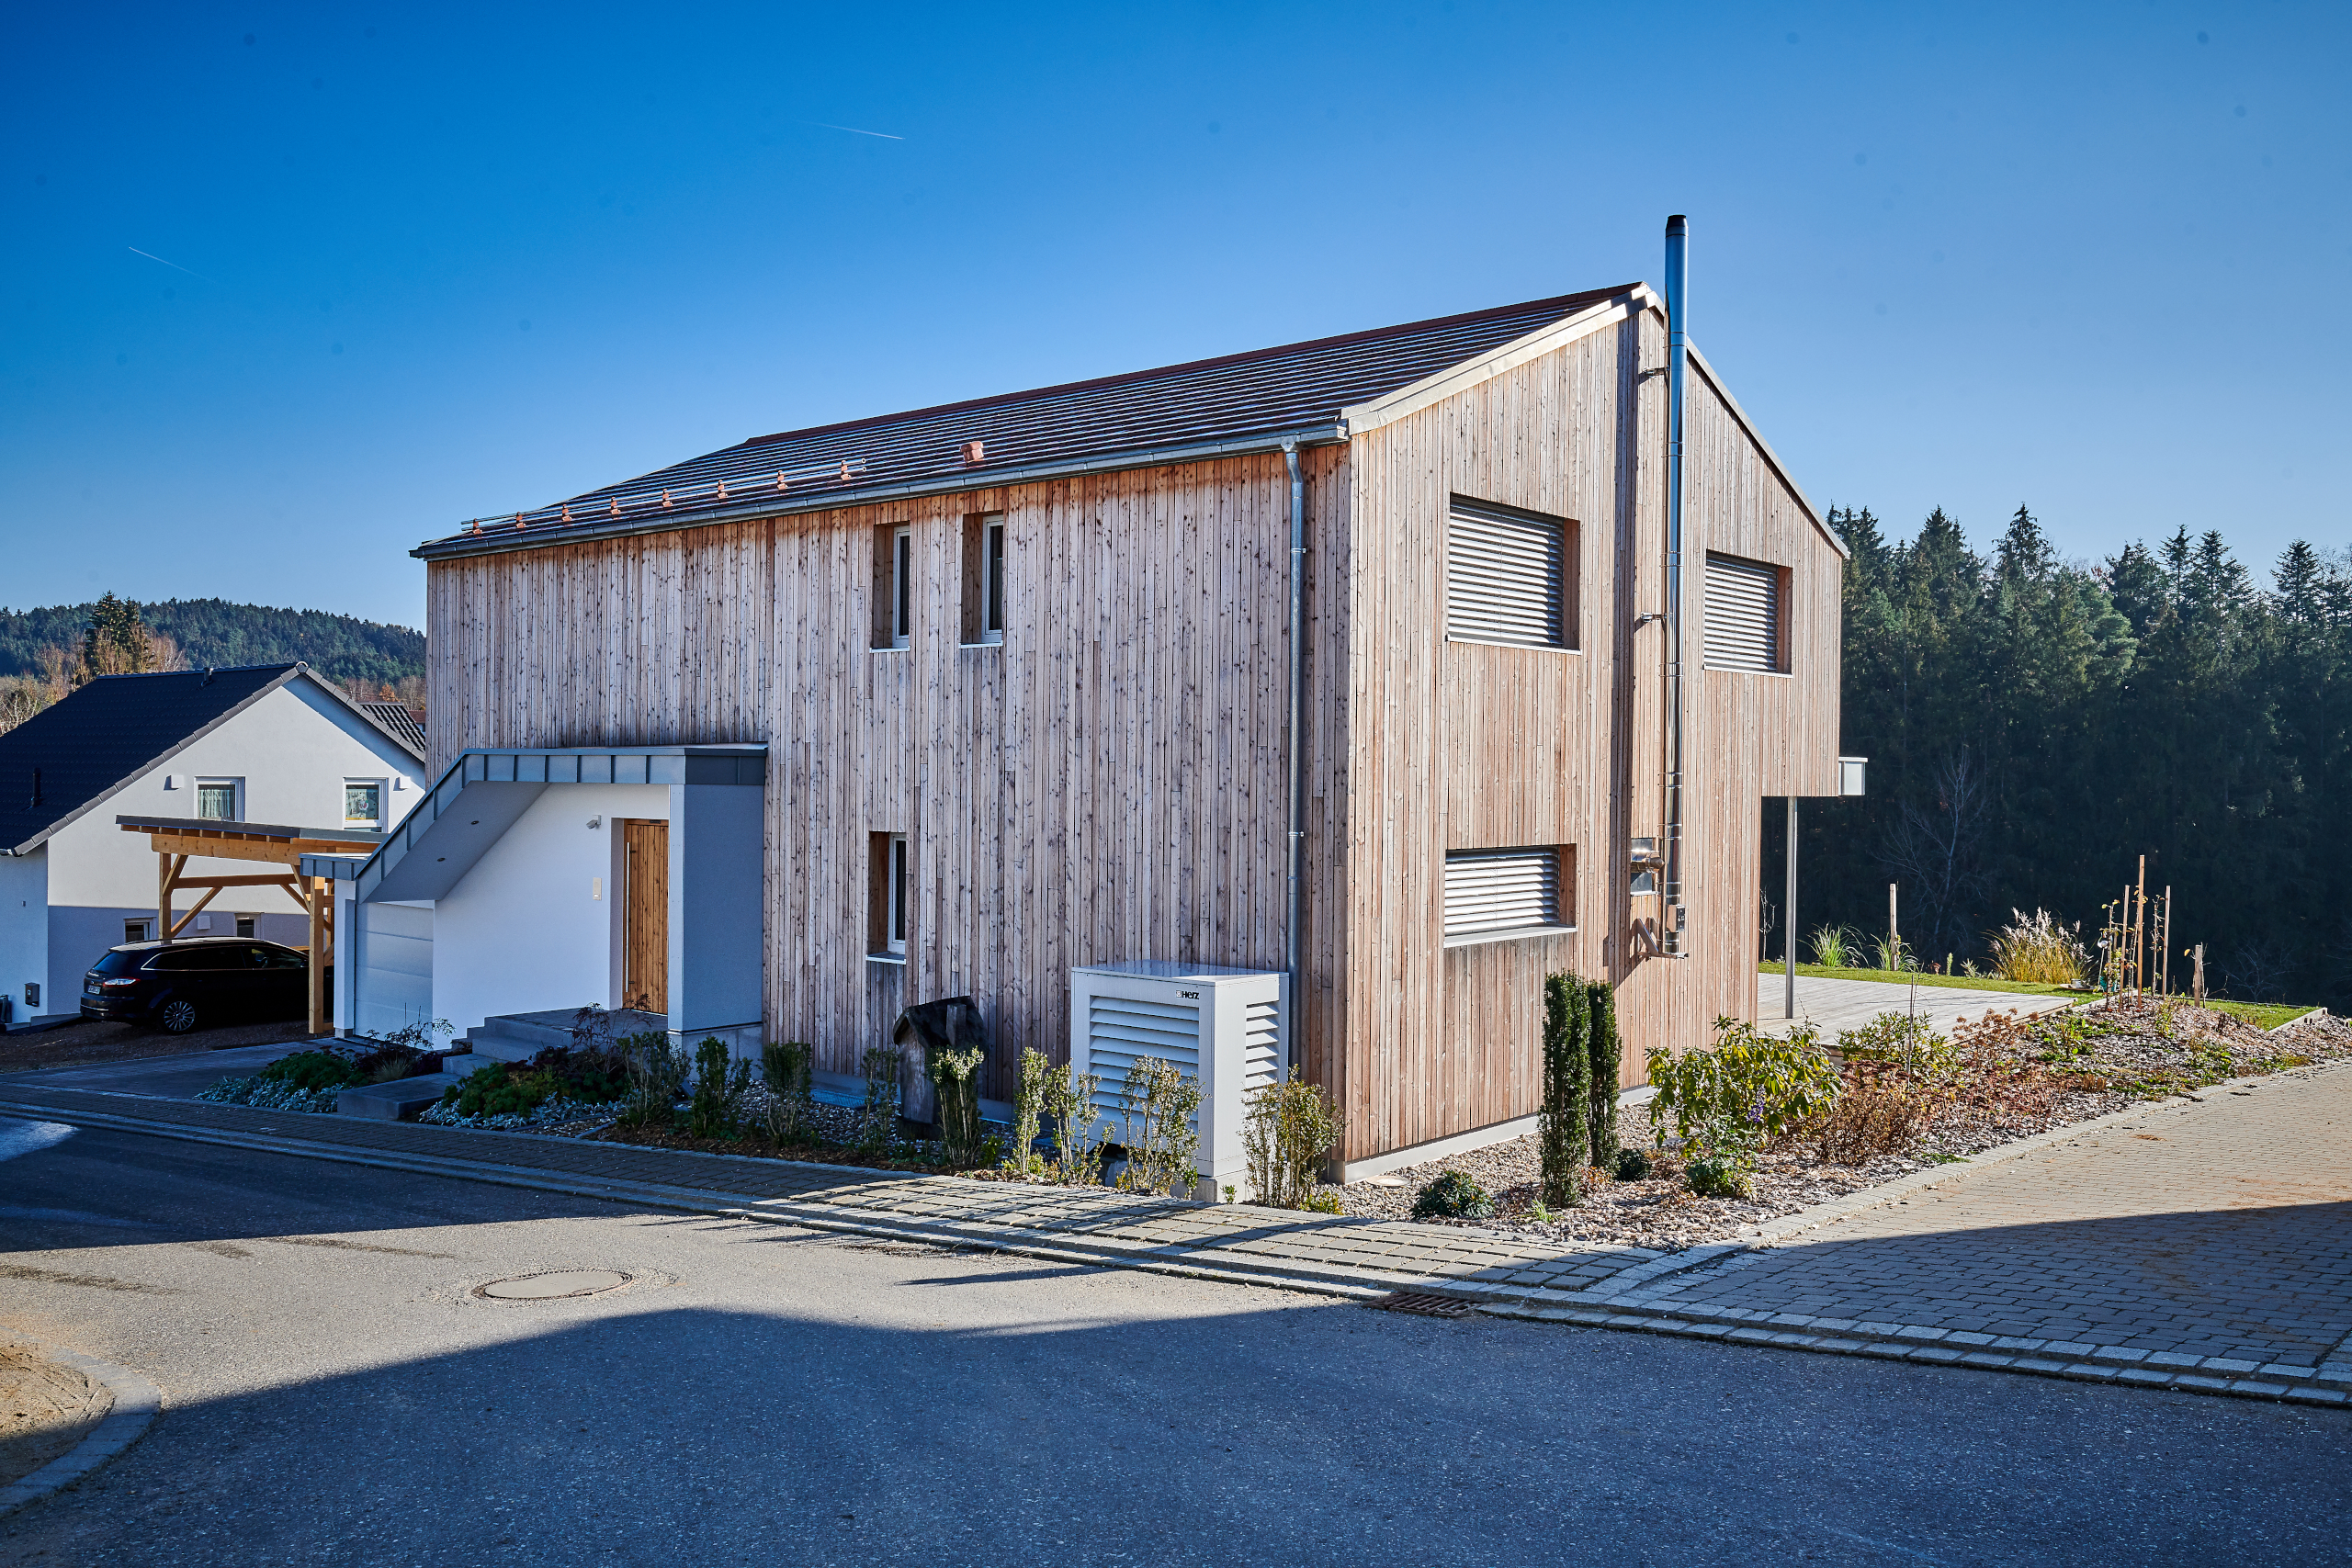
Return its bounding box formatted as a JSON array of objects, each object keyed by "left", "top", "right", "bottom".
[
  {"left": 352, "top": 899, "right": 435, "bottom": 1039},
  {"left": 28, "top": 677, "right": 427, "bottom": 1008},
  {"left": 0, "top": 849, "right": 49, "bottom": 1017},
  {"left": 430, "top": 784, "right": 667, "bottom": 1037}
]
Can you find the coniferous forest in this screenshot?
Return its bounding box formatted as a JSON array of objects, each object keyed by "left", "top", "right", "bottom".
[
  {"left": 0, "top": 598, "right": 424, "bottom": 690},
  {"left": 1768, "top": 506, "right": 2352, "bottom": 1010}
]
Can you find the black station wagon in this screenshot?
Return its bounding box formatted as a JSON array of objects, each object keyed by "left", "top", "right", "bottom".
[{"left": 82, "top": 938, "right": 314, "bottom": 1033}]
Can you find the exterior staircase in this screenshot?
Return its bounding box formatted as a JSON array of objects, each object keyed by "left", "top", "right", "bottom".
[{"left": 453, "top": 1006, "right": 668, "bottom": 1064}]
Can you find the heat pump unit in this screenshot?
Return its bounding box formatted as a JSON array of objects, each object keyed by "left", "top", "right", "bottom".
[{"left": 1070, "top": 961, "right": 1287, "bottom": 1200}]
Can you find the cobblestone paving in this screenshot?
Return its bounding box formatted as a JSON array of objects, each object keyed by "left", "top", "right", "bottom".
[{"left": 0, "top": 1083, "right": 1661, "bottom": 1297}]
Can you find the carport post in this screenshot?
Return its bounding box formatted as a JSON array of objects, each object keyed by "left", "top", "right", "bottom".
[
  {"left": 307, "top": 876, "right": 327, "bottom": 1037},
  {"left": 1784, "top": 796, "right": 1797, "bottom": 1020}
]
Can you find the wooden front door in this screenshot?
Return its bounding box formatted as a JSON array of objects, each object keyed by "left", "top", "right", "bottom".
[{"left": 620, "top": 819, "right": 669, "bottom": 1013}]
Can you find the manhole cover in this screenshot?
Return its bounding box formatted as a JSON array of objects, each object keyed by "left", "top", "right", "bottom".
[
  {"left": 476, "top": 1269, "right": 629, "bottom": 1300},
  {"left": 1370, "top": 1292, "right": 1474, "bottom": 1318}
]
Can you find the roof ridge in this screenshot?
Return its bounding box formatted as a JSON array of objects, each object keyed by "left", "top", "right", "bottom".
[{"left": 738, "top": 286, "right": 1636, "bottom": 450}]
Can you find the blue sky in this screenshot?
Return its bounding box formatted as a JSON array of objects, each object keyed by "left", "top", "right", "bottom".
[{"left": 6, "top": 1, "right": 2344, "bottom": 632}]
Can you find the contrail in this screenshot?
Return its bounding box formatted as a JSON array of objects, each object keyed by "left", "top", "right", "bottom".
[
  {"left": 806, "top": 121, "right": 903, "bottom": 141},
  {"left": 128, "top": 246, "right": 215, "bottom": 282}
]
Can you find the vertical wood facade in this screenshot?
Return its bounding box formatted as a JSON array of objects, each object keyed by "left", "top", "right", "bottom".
[{"left": 424, "top": 299, "right": 1841, "bottom": 1166}]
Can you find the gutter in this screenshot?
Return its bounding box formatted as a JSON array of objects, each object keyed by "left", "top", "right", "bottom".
[
  {"left": 414, "top": 423, "right": 1350, "bottom": 564},
  {"left": 1662, "top": 215, "right": 1690, "bottom": 959}
]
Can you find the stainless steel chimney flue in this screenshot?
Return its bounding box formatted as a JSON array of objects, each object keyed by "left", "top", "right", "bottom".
[{"left": 1662, "top": 214, "right": 1690, "bottom": 957}]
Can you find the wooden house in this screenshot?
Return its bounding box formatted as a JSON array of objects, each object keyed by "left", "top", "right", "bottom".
[{"left": 328, "top": 231, "right": 1847, "bottom": 1177}]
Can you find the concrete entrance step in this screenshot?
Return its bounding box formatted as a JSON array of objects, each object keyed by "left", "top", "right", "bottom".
[
  {"left": 334, "top": 1071, "right": 466, "bottom": 1121},
  {"left": 460, "top": 1007, "right": 665, "bottom": 1063}
]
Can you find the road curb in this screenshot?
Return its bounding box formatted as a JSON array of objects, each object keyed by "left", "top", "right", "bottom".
[{"left": 0, "top": 1332, "right": 164, "bottom": 1517}]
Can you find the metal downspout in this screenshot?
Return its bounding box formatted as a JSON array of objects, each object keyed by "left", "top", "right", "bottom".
[
  {"left": 1662, "top": 214, "right": 1690, "bottom": 957},
  {"left": 1283, "top": 441, "right": 1306, "bottom": 1073}
]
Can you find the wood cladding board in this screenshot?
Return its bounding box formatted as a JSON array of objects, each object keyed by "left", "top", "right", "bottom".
[
  {"left": 422, "top": 307, "right": 1840, "bottom": 1163},
  {"left": 428, "top": 449, "right": 1350, "bottom": 1105}
]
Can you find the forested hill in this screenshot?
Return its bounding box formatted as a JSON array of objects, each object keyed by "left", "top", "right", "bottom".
[
  {"left": 1770, "top": 507, "right": 2352, "bottom": 1010},
  {"left": 0, "top": 599, "right": 425, "bottom": 689}
]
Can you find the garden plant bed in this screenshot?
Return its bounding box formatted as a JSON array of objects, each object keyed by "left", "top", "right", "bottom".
[
  {"left": 1335, "top": 995, "right": 2352, "bottom": 1248},
  {"left": 585, "top": 1096, "right": 989, "bottom": 1176}
]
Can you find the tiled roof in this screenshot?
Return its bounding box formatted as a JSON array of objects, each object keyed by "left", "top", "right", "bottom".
[
  {"left": 417, "top": 285, "right": 1638, "bottom": 558},
  {"left": 360, "top": 701, "right": 428, "bottom": 753},
  {"left": 0, "top": 665, "right": 296, "bottom": 854}
]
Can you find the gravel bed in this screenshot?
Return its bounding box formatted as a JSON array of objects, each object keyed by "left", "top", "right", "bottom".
[{"left": 1336, "top": 998, "right": 2352, "bottom": 1249}]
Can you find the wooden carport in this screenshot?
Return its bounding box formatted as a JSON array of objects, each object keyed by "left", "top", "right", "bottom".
[{"left": 116, "top": 815, "right": 390, "bottom": 1037}]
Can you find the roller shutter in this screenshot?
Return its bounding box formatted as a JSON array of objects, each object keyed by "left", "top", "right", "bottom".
[
  {"left": 1704, "top": 553, "right": 1781, "bottom": 672},
  {"left": 1447, "top": 502, "right": 1566, "bottom": 647},
  {"left": 1442, "top": 849, "right": 1564, "bottom": 938}
]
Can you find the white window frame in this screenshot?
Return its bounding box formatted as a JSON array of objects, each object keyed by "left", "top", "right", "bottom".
[
  {"left": 194, "top": 777, "right": 243, "bottom": 822},
  {"left": 1442, "top": 846, "right": 1574, "bottom": 946},
  {"left": 890, "top": 525, "right": 913, "bottom": 649},
  {"left": 343, "top": 778, "right": 386, "bottom": 829},
  {"left": 980, "top": 513, "right": 1006, "bottom": 645},
  {"left": 886, "top": 833, "right": 910, "bottom": 954}
]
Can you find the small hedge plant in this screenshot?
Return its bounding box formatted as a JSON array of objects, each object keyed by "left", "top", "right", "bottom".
[{"left": 1411, "top": 1170, "right": 1496, "bottom": 1222}]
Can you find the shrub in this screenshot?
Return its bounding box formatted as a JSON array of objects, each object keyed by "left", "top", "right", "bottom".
[
  {"left": 259, "top": 1048, "right": 366, "bottom": 1093},
  {"left": 858, "top": 1045, "right": 904, "bottom": 1151},
  {"left": 1241, "top": 1073, "right": 1344, "bottom": 1210},
  {"left": 1115, "top": 1056, "right": 1202, "bottom": 1197},
  {"left": 1837, "top": 1010, "right": 1958, "bottom": 1089},
  {"left": 1612, "top": 1145, "right": 1654, "bottom": 1181},
  {"left": 759, "top": 1041, "right": 817, "bottom": 1145},
  {"left": 1301, "top": 1189, "right": 1344, "bottom": 1215},
  {"left": 1647, "top": 1019, "right": 1842, "bottom": 1146},
  {"left": 1042, "top": 1062, "right": 1104, "bottom": 1185},
  {"left": 686, "top": 1039, "right": 753, "bottom": 1139},
  {"left": 525, "top": 1043, "right": 629, "bottom": 1104},
  {"left": 1814, "top": 1082, "right": 1929, "bottom": 1165},
  {"left": 1411, "top": 1170, "right": 1496, "bottom": 1222},
  {"left": 1539, "top": 974, "right": 1591, "bottom": 1208},
  {"left": 618, "top": 1032, "right": 688, "bottom": 1128},
  {"left": 1986, "top": 908, "right": 2088, "bottom": 987},
  {"left": 441, "top": 1062, "right": 563, "bottom": 1118},
  {"left": 927, "top": 1046, "right": 988, "bottom": 1166},
  {"left": 1686, "top": 1152, "right": 1752, "bottom": 1199},
  {"left": 1871, "top": 932, "right": 1914, "bottom": 974},
  {"left": 1586, "top": 979, "right": 1622, "bottom": 1170},
  {"left": 1004, "top": 1047, "right": 1049, "bottom": 1179}
]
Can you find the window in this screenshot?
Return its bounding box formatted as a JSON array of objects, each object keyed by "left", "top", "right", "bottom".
[
  {"left": 1702, "top": 552, "right": 1787, "bottom": 673},
  {"left": 962, "top": 512, "right": 1006, "bottom": 645},
  {"left": 872, "top": 525, "right": 914, "bottom": 649},
  {"left": 196, "top": 779, "right": 240, "bottom": 821},
  {"left": 235, "top": 916, "right": 256, "bottom": 938},
  {"left": 871, "top": 832, "right": 910, "bottom": 956},
  {"left": 345, "top": 781, "right": 383, "bottom": 827},
  {"left": 1442, "top": 846, "right": 1574, "bottom": 941},
  {"left": 1445, "top": 498, "right": 1574, "bottom": 649},
  {"left": 124, "top": 919, "right": 152, "bottom": 944}
]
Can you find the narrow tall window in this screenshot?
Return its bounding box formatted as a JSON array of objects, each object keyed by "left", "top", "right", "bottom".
[
  {"left": 196, "top": 779, "right": 239, "bottom": 820},
  {"left": 961, "top": 512, "right": 1007, "bottom": 645},
  {"left": 1702, "top": 552, "right": 1786, "bottom": 672},
  {"left": 892, "top": 525, "right": 913, "bottom": 649},
  {"left": 887, "top": 833, "right": 910, "bottom": 953},
  {"left": 1442, "top": 846, "right": 1574, "bottom": 941},
  {"left": 1445, "top": 498, "right": 1575, "bottom": 649}
]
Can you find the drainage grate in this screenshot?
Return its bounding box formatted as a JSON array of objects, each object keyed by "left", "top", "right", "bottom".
[{"left": 1370, "top": 1292, "right": 1475, "bottom": 1318}]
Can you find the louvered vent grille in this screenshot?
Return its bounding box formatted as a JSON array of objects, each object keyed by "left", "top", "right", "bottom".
[
  {"left": 1703, "top": 554, "right": 1782, "bottom": 672},
  {"left": 1086, "top": 996, "right": 1204, "bottom": 1131},
  {"left": 1446, "top": 502, "right": 1567, "bottom": 647},
  {"left": 1242, "top": 999, "right": 1283, "bottom": 1092},
  {"left": 1443, "top": 849, "right": 1563, "bottom": 938}
]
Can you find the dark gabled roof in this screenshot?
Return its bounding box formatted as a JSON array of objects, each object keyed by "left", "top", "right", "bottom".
[
  {"left": 360, "top": 700, "right": 428, "bottom": 753},
  {"left": 0, "top": 665, "right": 424, "bottom": 855},
  {"left": 416, "top": 285, "right": 1639, "bottom": 559}
]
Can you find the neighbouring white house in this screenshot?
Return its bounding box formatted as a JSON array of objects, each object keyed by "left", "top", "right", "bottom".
[{"left": 0, "top": 663, "right": 429, "bottom": 1025}]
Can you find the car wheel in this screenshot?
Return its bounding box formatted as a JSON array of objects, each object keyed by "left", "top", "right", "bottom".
[{"left": 159, "top": 998, "right": 199, "bottom": 1034}]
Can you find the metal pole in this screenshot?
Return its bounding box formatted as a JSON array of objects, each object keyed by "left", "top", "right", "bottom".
[
  {"left": 2161, "top": 886, "right": 2172, "bottom": 997},
  {"left": 1888, "top": 882, "right": 1898, "bottom": 976},
  {"left": 1282, "top": 441, "right": 1306, "bottom": 1076},
  {"left": 1661, "top": 214, "right": 1690, "bottom": 957},
  {"left": 1784, "top": 796, "right": 1797, "bottom": 1019}
]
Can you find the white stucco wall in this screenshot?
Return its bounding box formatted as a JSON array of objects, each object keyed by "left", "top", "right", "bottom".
[
  {"left": 430, "top": 784, "right": 669, "bottom": 1037},
  {"left": 13, "top": 676, "right": 427, "bottom": 1010},
  {"left": 0, "top": 848, "right": 49, "bottom": 1019}
]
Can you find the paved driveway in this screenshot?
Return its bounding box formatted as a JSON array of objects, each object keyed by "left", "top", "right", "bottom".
[
  {"left": 3, "top": 1124, "right": 2346, "bottom": 1566},
  {"left": 1752, "top": 974, "right": 2079, "bottom": 1038}
]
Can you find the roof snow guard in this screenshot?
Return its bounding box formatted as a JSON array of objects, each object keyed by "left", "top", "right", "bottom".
[
  {"left": 414, "top": 288, "right": 1643, "bottom": 561},
  {"left": 309, "top": 744, "right": 764, "bottom": 901}
]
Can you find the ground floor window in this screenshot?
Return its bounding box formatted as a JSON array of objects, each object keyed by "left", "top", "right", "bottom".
[{"left": 1442, "top": 846, "right": 1573, "bottom": 940}]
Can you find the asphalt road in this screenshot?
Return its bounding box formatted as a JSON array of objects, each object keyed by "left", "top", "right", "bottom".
[{"left": 1, "top": 1120, "right": 2345, "bottom": 1567}]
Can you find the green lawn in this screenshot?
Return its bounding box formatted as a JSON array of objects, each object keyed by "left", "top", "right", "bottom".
[{"left": 1757, "top": 963, "right": 2321, "bottom": 1029}]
